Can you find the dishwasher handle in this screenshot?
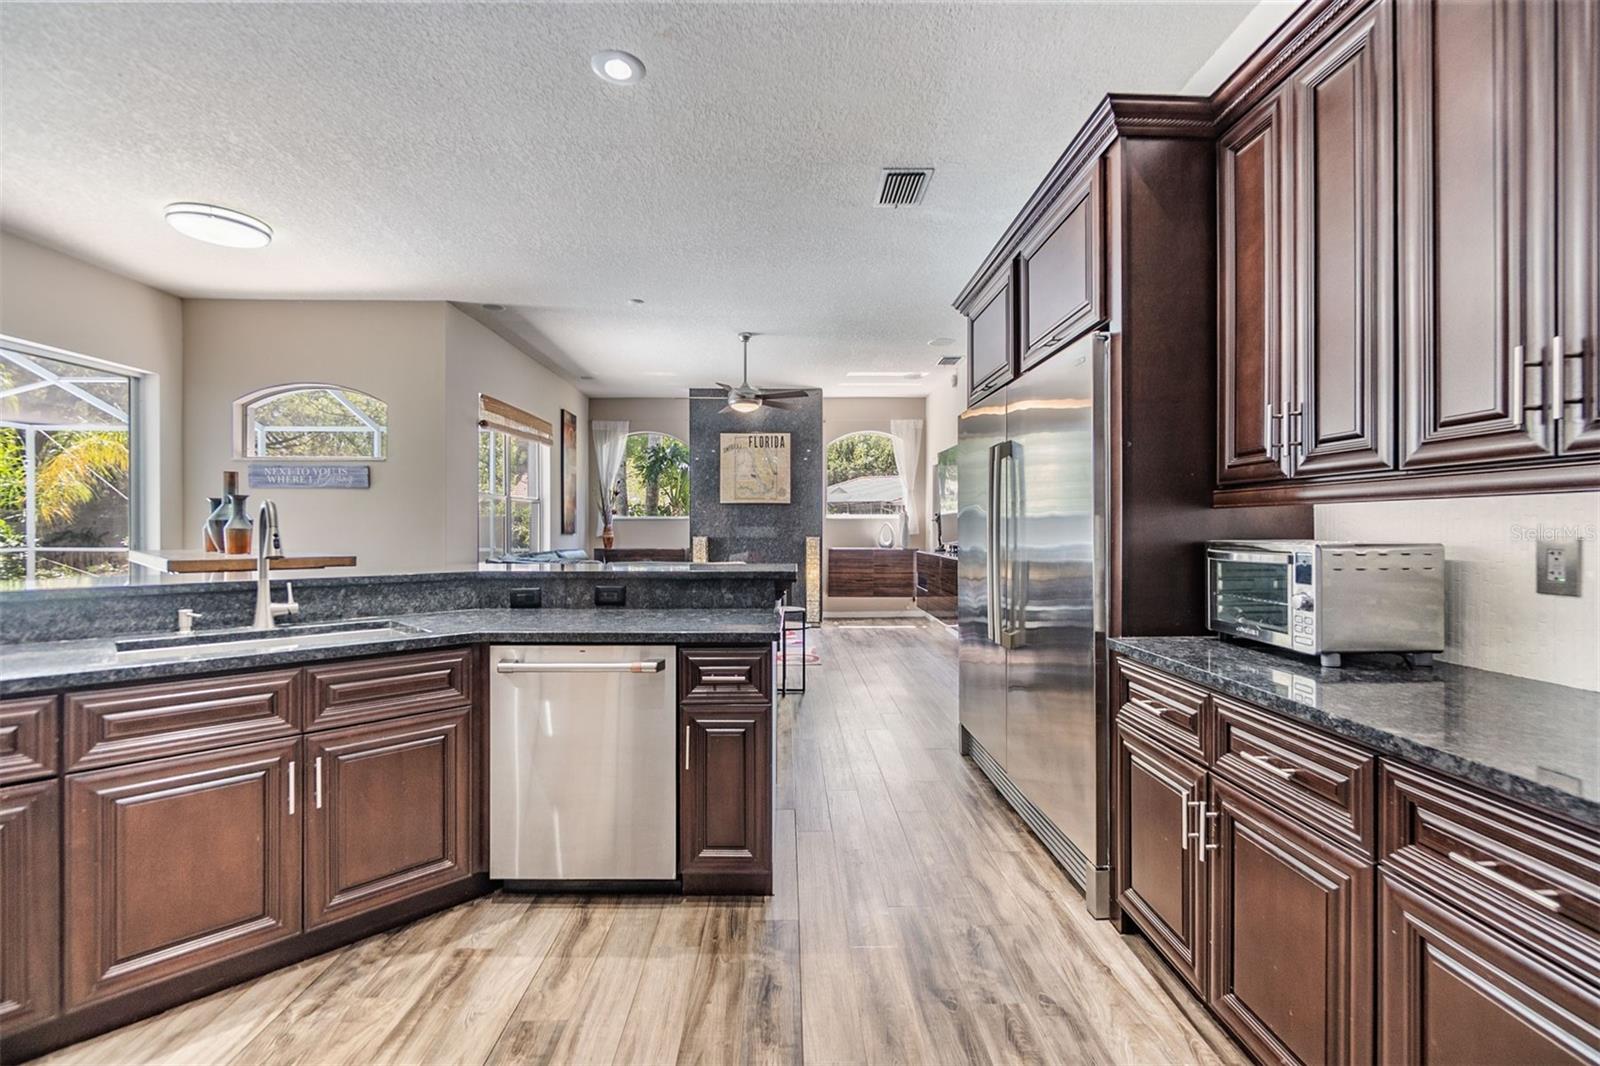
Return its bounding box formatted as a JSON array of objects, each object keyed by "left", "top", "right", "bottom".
[{"left": 496, "top": 658, "right": 666, "bottom": 674}]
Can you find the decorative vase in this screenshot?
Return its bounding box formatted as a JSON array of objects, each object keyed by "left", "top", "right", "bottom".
[
  {"left": 601, "top": 524, "right": 615, "bottom": 550},
  {"left": 223, "top": 492, "right": 253, "bottom": 555},
  {"left": 203, "top": 496, "right": 227, "bottom": 552}
]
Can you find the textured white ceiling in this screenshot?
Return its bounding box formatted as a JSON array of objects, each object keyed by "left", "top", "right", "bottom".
[{"left": 0, "top": 1, "right": 1257, "bottom": 396}]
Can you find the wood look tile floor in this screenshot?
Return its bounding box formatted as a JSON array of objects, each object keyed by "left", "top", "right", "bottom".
[{"left": 38, "top": 619, "right": 1245, "bottom": 1066}]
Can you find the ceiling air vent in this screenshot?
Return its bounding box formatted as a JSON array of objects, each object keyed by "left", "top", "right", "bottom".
[
  {"left": 878, "top": 167, "right": 933, "bottom": 207},
  {"left": 936, "top": 355, "right": 961, "bottom": 366}
]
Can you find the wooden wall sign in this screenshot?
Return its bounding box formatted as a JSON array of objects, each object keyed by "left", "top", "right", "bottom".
[
  {"left": 719, "top": 433, "right": 791, "bottom": 504},
  {"left": 247, "top": 464, "right": 370, "bottom": 489}
]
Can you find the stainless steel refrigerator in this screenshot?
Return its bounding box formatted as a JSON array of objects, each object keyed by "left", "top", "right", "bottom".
[{"left": 959, "top": 331, "right": 1111, "bottom": 916}]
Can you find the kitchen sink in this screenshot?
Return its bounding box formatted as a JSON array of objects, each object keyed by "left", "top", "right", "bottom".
[{"left": 114, "top": 619, "right": 422, "bottom": 661}]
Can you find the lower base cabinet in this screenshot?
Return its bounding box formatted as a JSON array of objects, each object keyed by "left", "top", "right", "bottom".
[
  {"left": 0, "top": 780, "right": 60, "bottom": 1031},
  {"left": 1379, "top": 870, "right": 1600, "bottom": 1066},
  {"left": 680, "top": 704, "right": 772, "bottom": 893},
  {"left": 63, "top": 738, "right": 302, "bottom": 1008},
  {"left": 303, "top": 707, "right": 473, "bottom": 928},
  {"left": 1209, "top": 779, "right": 1374, "bottom": 1066}
]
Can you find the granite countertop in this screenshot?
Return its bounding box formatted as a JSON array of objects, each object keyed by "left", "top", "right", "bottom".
[
  {"left": 0, "top": 608, "right": 782, "bottom": 695},
  {"left": 1109, "top": 636, "right": 1599, "bottom": 828}
]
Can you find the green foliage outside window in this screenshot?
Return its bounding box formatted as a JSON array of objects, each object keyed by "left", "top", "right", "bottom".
[{"left": 613, "top": 433, "right": 689, "bottom": 517}]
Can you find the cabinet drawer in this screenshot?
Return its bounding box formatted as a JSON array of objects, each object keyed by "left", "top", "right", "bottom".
[
  {"left": 1381, "top": 761, "right": 1600, "bottom": 981},
  {"left": 1214, "top": 694, "right": 1376, "bottom": 856},
  {"left": 1114, "top": 657, "right": 1209, "bottom": 763},
  {"left": 65, "top": 671, "right": 300, "bottom": 772},
  {"left": 679, "top": 647, "right": 772, "bottom": 705},
  {"left": 0, "top": 696, "right": 58, "bottom": 784},
  {"left": 305, "top": 647, "right": 475, "bottom": 731}
]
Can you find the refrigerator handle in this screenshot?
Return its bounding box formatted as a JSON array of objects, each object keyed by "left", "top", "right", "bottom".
[
  {"left": 1002, "top": 441, "right": 1024, "bottom": 649},
  {"left": 986, "top": 441, "right": 1002, "bottom": 643},
  {"left": 1091, "top": 331, "right": 1113, "bottom": 638}
]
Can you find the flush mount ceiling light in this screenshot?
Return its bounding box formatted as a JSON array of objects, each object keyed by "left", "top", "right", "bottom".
[
  {"left": 590, "top": 50, "right": 644, "bottom": 84},
  {"left": 164, "top": 202, "right": 273, "bottom": 248}
]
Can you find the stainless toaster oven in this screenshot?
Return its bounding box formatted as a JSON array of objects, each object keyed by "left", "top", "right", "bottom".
[{"left": 1206, "top": 541, "right": 1445, "bottom": 667}]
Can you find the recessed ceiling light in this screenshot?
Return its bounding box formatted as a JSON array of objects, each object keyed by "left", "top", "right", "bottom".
[
  {"left": 164, "top": 202, "right": 272, "bottom": 248},
  {"left": 927, "top": 337, "right": 955, "bottom": 347},
  {"left": 591, "top": 50, "right": 644, "bottom": 84},
  {"left": 628, "top": 298, "right": 645, "bottom": 306},
  {"left": 481, "top": 303, "right": 506, "bottom": 312}
]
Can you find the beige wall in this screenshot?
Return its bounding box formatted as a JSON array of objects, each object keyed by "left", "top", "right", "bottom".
[
  {"left": 587, "top": 397, "right": 690, "bottom": 550},
  {"left": 0, "top": 231, "right": 185, "bottom": 549},
  {"left": 1315, "top": 493, "right": 1600, "bottom": 690},
  {"left": 183, "top": 300, "right": 452, "bottom": 568},
  {"left": 443, "top": 307, "right": 590, "bottom": 555},
  {"left": 823, "top": 395, "right": 928, "bottom": 613}
]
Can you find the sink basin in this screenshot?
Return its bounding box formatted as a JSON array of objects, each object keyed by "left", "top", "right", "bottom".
[{"left": 114, "top": 619, "right": 421, "bottom": 661}]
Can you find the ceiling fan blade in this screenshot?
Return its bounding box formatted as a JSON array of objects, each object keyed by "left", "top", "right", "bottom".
[
  {"left": 714, "top": 382, "right": 736, "bottom": 391},
  {"left": 761, "top": 399, "right": 793, "bottom": 410},
  {"left": 755, "top": 388, "right": 810, "bottom": 400}
]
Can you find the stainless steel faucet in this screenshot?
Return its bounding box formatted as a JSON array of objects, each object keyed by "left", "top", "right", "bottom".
[{"left": 253, "top": 500, "right": 298, "bottom": 630}]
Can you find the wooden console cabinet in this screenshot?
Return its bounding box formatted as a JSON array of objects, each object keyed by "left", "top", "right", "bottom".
[
  {"left": 827, "top": 547, "right": 915, "bottom": 598},
  {"left": 913, "top": 550, "right": 957, "bottom": 624}
]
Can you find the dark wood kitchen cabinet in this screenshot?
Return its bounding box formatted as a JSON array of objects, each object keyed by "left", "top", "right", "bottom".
[
  {"left": 680, "top": 704, "right": 772, "bottom": 895},
  {"left": 1018, "top": 158, "right": 1105, "bottom": 370},
  {"left": 1114, "top": 715, "right": 1209, "bottom": 993},
  {"left": 0, "top": 779, "right": 60, "bottom": 1033},
  {"left": 1208, "top": 778, "right": 1374, "bottom": 1066},
  {"left": 302, "top": 707, "right": 472, "bottom": 929},
  {"left": 1378, "top": 869, "right": 1600, "bottom": 1065},
  {"left": 1218, "top": 89, "right": 1293, "bottom": 485},
  {"left": 1397, "top": 0, "right": 1558, "bottom": 469},
  {"left": 1556, "top": 0, "right": 1600, "bottom": 457},
  {"left": 964, "top": 265, "right": 1014, "bottom": 403},
  {"left": 63, "top": 737, "right": 302, "bottom": 1008}
]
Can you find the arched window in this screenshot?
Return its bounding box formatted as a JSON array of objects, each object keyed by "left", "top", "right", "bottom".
[
  {"left": 611, "top": 431, "right": 689, "bottom": 517},
  {"left": 826, "top": 430, "right": 903, "bottom": 516},
  {"left": 234, "top": 384, "right": 388, "bottom": 459}
]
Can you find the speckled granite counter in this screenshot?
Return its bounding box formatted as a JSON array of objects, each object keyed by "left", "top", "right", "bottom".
[
  {"left": 1109, "top": 636, "right": 1599, "bottom": 829},
  {"left": 0, "top": 608, "right": 780, "bottom": 696}
]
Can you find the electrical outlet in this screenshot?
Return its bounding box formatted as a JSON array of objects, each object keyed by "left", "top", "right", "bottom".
[
  {"left": 1535, "top": 538, "right": 1582, "bottom": 597},
  {"left": 508, "top": 586, "right": 542, "bottom": 609},
  {"left": 594, "top": 584, "right": 626, "bottom": 607}
]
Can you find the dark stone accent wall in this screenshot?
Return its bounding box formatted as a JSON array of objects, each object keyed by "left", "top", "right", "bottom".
[{"left": 689, "top": 388, "right": 823, "bottom": 613}]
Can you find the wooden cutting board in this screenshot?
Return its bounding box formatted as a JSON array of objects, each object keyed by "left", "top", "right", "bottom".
[{"left": 128, "top": 549, "right": 358, "bottom": 574}]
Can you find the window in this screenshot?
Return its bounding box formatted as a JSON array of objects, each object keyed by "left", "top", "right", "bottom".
[
  {"left": 611, "top": 432, "right": 689, "bottom": 517},
  {"left": 0, "top": 343, "right": 135, "bottom": 582},
  {"left": 825, "top": 430, "right": 903, "bottom": 516},
  {"left": 235, "top": 384, "right": 387, "bottom": 459},
  {"left": 477, "top": 395, "right": 551, "bottom": 560}
]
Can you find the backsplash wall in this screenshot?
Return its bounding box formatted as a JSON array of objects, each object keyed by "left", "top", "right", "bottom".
[{"left": 1315, "top": 493, "right": 1600, "bottom": 690}]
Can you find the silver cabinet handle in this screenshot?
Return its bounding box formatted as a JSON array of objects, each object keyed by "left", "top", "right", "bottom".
[
  {"left": 1241, "top": 751, "right": 1298, "bottom": 780},
  {"left": 1448, "top": 852, "right": 1562, "bottom": 912},
  {"left": 1266, "top": 402, "right": 1284, "bottom": 462},
  {"left": 314, "top": 756, "right": 324, "bottom": 810},
  {"left": 1551, "top": 334, "right": 1566, "bottom": 425},
  {"left": 1204, "top": 807, "right": 1220, "bottom": 854},
  {"left": 700, "top": 672, "right": 747, "bottom": 684},
  {"left": 287, "top": 760, "right": 296, "bottom": 815},
  {"left": 683, "top": 725, "right": 690, "bottom": 772},
  {"left": 1183, "top": 797, "right": 1206, "bottom": 852},
  {"left": 1286, "top": 402, "right": 1304, "bottom": 465},
  {"left": 1130, "top": 697, "right": 1186, "bottom": 726},
  {"left": 496, "top": 659, "right": 666, "bottom": 674}
]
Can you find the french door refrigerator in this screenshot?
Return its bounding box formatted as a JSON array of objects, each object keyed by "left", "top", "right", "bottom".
[{"left": 959, "top": 331, "right": 1111, "bottom": 915}]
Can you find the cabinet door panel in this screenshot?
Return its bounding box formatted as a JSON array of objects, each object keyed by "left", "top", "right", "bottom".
[
  {"left": 681, "top": 704, "right": 771, "bottom": 893},
  {"left": 0, "top": 780, "right": 60, "bottom": 1032},
  {"left": 1557, "top": 0, "right": 1600, "bottom": 455},
  {"left": 1219, "top": 91, "right": 1293, "bottom": 483},
  {"left": 1020, "top": 160, "right": 1105, "bottom": 369},
  {"left": 1209, "top": 779, "right": 1374, "bottom": 1065},
  {"left": 967, "top": 268, "right": 1014, "bottom": 403},
  {"left": 303, "top": 708, "right": 471, "bottom": 929},
  {"left": 1379, "top": 870, "right": 1600, "bottom": 1065},
  {"left": 1293, "top": 0, "right": 1396, "bottom": 476},
  {"left": 0, "top": 695, "right": 58, "bottom": 785},
  {"left": 1113, "top": 717, "right": 1208, "bottom": 993},
  {"left": 64, "top": 738, "right": 301, "bottom": 1007},
  {"left": 1398, "top": 0, "right": 1556, "bottom": 467}
]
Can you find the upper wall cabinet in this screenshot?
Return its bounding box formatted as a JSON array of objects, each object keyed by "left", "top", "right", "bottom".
[
  {"left": 1018, "top": 159, "right": 1106, "bottom": 372},
  {"left": 1556, "top": 0, "right": 1600, "bottom": 456},
  {"left": 965, "top": 267, "right": 1015, "bottom": 404}
]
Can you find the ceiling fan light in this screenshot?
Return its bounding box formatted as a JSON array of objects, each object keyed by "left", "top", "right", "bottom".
[{"left": 729, "top": 398, "right": 762, "bottom": 413}]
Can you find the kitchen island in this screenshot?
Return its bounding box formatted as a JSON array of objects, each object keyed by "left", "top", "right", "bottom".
[{"left": 0, "top": 568, "right": 787, "bottom": 1062}]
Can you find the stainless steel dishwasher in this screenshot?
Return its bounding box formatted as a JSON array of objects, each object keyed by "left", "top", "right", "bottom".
[{"left": 489, "top": 644, "right": 678, "bottom": 887}]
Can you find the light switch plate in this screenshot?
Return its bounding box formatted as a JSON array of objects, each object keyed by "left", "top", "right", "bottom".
[{"left": 1535, "top": 538, "right": 1582, "bottom": 596}]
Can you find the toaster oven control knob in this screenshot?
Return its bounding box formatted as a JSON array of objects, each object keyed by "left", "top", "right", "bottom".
[{"left": 1295, "top": 593, "right": 1314, "bottom": 612}]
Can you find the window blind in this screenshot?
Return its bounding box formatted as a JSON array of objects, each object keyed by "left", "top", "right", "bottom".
[{"left": 478, "top": 394, "right": 552, "bottom": 445}]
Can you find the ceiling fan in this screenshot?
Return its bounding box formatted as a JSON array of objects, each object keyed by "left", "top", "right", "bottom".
[{"left": 709, "top": 332, "right": 810, "bottom": 413}]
